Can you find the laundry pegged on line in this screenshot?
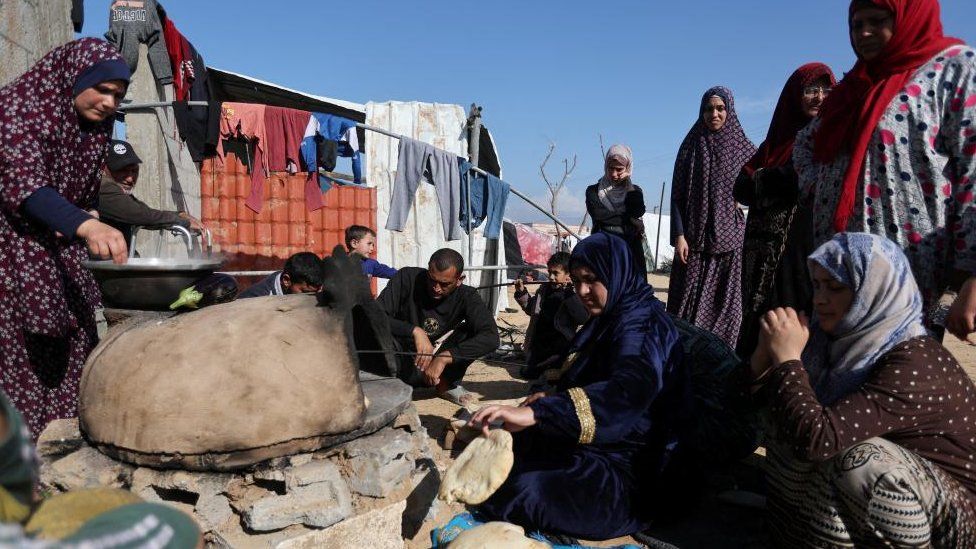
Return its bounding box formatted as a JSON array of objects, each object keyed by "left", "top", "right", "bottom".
[
  {"left": 301, "top": 113, "right": 364, "bottom": 190},
  {"left": 385, "top": 137, "right": 512, "bottom": 241}
]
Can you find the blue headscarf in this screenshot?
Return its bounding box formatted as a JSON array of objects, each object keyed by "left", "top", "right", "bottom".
[
  {"left": 563, "top": 233, "right": 677, "bottom": 384},
  {"left": 802, "top": 233, "right": 928, "bottom": 405},
  {"left": 72, "top": 58, "right": 130, "bottom": 96}
]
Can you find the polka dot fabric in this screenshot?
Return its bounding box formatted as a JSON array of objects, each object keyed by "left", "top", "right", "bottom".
[
  {"left": 795, "top": 46, "right": 976, "bottom": 321},
  {"left": 767, "top": 336, "right": 976, "bottom": 501},
  {"left": 0, "top": 39, "right": 123, "bottom": 438}
]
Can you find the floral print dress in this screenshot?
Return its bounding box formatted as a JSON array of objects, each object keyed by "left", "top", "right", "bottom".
[
  {"left": 794, "top": 45, "right": 976, "bottom": 320},
  {"left": 0, "top": 39, "right": 122, "bottom": 438}
]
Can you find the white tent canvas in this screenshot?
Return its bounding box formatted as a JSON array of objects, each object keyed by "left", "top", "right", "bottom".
[{"left": 641, "top": 213, "right": 674, "bottom": 271}]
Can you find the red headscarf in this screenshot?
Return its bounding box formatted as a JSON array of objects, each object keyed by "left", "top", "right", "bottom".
[
  {"left": 743, "top": 63, "right": 836, "bottom": 176},
  {"left": 813, "top": 0, "right": 962, "bottom": 232}
]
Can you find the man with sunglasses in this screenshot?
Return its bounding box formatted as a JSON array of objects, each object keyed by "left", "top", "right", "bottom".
[{"left": 377, "top": 248, "right": 500, "bottom": 406}]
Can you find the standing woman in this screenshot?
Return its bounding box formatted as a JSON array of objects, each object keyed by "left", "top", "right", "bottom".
[
  {"left": 793, "top": 0, "right": 976, "bottom": 336},
  {"left": 585, "top": 144, "right": 647, "bottom": 274},
  {"left": 0, "top": 38, "right": 130, "bottom": 438},
  {"left": 668, "top": 86, "right": 756, "bottom": 346},
  {"left": 735, "top": 63, "right": 836, "bottom": 359}
]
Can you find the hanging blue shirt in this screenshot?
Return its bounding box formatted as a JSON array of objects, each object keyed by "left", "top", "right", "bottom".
[
  {"left": 300, "top": 113, "right": 363, "bottom": 186},
  {"left": 458, "top": 159, "right": 510, "bottom": 240}
]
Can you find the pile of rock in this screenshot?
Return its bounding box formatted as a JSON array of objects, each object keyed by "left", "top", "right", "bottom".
[{"left": 38, "top": 383, "right": 441, "bottom": 548}]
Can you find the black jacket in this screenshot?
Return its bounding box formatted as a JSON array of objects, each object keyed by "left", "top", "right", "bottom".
[
  {"left": 585, "top": 182, "right": 646, "bottom": 238},
  {"left": 377, "top": 267, "right": 500, "bottom": 360}
]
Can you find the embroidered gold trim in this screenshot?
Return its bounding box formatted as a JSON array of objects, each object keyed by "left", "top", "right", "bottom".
[
  {"left": 544, "top": 352, "right": 578, "bottom": 383},
  {"left": 567, "top": 387, "right": 596, "bottom": 445}
]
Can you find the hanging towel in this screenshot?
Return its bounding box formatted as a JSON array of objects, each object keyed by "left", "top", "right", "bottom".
[
  {"left": 217, "top": 103, "right": 268, "bottom": 212},
  {"left": 386, "top": 137, "right": 463, "bottom": 241},
  {"left": 458, "top": 159, "right": 510, "bottom": 240},
  {"left": 265, "top": 106, "right": 321, "bottom": 211},
  {"left": 264, "top": 107, "right": 311, "bottom": 173}
]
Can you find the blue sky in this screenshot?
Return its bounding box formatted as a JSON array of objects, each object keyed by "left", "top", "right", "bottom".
[{"left": 83, "top": 1, "right": 976, "bottom": 225}]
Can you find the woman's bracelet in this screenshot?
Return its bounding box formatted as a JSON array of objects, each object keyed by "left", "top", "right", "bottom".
[{"left": 749, "top": 363, "right": 777, "bottom": 387}]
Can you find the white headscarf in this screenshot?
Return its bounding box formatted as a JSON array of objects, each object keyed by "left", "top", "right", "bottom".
[
  {"left": 802, "top": 233, "right": 929, "bottom": 405},
  {"left": 597, "top": 144, "right": 634, "bottom": 213}
]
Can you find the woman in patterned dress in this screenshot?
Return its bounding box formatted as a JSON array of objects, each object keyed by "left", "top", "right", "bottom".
[
  {"left": 734, "top": 63, "right": 836, "bottom": 359},
  {"left": 668, "top": 86, "right": 756, "bottom": 346},
  {"left": 751, "top": 233, "right": 976, "bottom": 547},
  {"left": 0, "top": 38, "right": 130, "bottom": 438},
  {"left": 793, "top": 0, "right": 976, "bottom": 338}
]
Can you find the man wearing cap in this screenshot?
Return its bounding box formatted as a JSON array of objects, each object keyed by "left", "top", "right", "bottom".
[{"left": 98, "top": 139, "right": 204, "bottom": 244}]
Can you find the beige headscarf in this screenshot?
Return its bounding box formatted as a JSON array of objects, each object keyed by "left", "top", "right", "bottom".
[{"left": 597, "top": 144, "right": 634, "bottom": 212}]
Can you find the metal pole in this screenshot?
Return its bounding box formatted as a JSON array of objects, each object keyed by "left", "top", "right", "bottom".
[
  {"left": 356, "top": 122, "right": 582, "bottom": 241},
  {"left": 654, "top": 181, "right": 666, "bottom": 272},
  {"left": 117, "top": 100, "right": 209, "bottom": 110},
  {"left": 507, "top": 186, "right": 581, "bottom": 240},
  {"left": 219, "top": 264, "right": 539, "bottom": 277},
  {"left": 466, "top": 104, "right": 482, "bottom": 266}
]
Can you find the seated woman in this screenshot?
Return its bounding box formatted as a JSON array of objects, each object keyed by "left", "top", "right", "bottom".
[
  {"left": 751, "top": 233, "right": 976, "bottom": 547},
  {"left": 470, "top": 233, "right": 688, "bottom": 540}
]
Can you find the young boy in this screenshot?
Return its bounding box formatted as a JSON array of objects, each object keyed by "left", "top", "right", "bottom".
[
  {"left": 345, "top": 225, "right": 397, "bottom": 280},
  {"left": 238, "top": 252, "right": 324, "bottom": 298},
  {"left": 514, "top": 252, "right": 589, "bottom": 380}
]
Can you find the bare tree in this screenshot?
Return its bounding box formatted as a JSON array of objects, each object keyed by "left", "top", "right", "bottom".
[
  {"left": 577, "top": 134, "right": 606, "bottom": 234},
  {"left": 540, "top": 142, "right": 577, "bottom": 242}
]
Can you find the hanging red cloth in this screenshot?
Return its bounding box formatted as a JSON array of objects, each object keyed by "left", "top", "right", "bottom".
[{"left": 264, "top": 106, "right": 322, "bottom": 211}]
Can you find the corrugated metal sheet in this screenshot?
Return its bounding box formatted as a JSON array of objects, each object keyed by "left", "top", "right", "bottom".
[
  {"left": 201, "top": 157, "right": 377, "bottom": 276},
  {"left": 366, "top": 101, "right": 508, "bottom": 311}
]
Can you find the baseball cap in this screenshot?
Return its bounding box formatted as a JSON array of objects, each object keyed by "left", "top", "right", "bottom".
[{"left": 106, "top": 140, "right": 142, "bottom": 171}]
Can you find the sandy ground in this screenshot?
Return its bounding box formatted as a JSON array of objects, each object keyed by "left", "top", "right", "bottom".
[{"left": 407, "top": 275, "right": 976, "bottom": 547}]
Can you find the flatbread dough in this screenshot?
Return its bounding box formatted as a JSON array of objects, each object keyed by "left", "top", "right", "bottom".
[
  {"left": 448, "top": 522, "right": 548, "bottom": 549},
  {"left": 439, "top": 430, "right": 514, "bottom": 505}
]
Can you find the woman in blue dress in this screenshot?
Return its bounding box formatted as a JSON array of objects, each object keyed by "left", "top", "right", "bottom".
[{"left": 471, "top": 232, "right": 689, "bottom": 540}]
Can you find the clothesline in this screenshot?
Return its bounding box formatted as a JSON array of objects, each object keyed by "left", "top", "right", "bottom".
[
  {"left": 118, "top": 100, "right": 582, "bottom": 241},
  {"left": 355, "top": 122, "right": 582, "bottom": 241}
]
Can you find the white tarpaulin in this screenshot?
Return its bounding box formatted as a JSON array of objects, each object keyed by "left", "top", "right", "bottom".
[
  {"left": 365, "top": 101, "right": 508, "bottom": 311},
  {"left": 641, "top": 213, "right": 674, "bottom": 270}
]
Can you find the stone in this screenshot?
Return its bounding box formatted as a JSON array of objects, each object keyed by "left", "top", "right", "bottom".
[
  {"left": 212, "top": 522, "right": 314, "bottom": 549},
  {"left": 284, "top": 460, "right": 343, "bottom": 491},
  {"left": 342, "top": 427, "right": 415, "bottom": 498},
  {"left": 252, "top": 468, "right": 285, "bottom": 483},
  {"left": 130, "top": 467, "right": 235, "bottom": 499},
  {"left": 36, "top": 419, "right": 83, "bottom": 458},
  {"left": 244, "top": 480, "right": 353, "bottom": 532},
  {"left": 275, "top": 499, "right": 407, "bottom": 549},
  {"left": 42, "top": 447, "right": 134, "bottom": 492},
  {"left": 392, "top": 404, "right": 423, "bottom": 433},
  {"left": 195, "top": 494, "right": 235, "bottom": 533},
  {"left": 344, "top": 427, "right": 414, "bottom": 461}
]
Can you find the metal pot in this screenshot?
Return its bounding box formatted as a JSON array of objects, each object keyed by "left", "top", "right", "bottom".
[
  {"left": 84, "top": 257, "right": 224, "bottom": 311},
  {"left": 84, "top": 225, "right": 222, "bottom": 311}
]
